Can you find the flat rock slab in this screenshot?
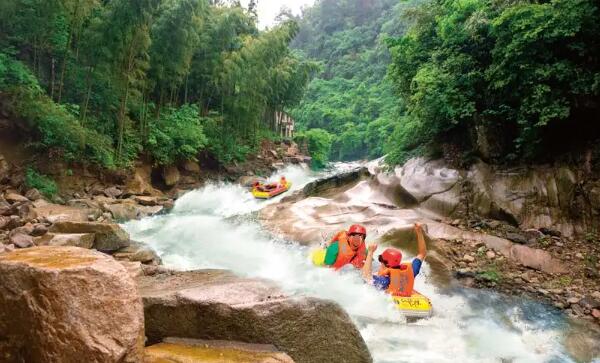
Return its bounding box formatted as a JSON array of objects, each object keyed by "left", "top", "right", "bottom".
[
  {"left": 33, "top": 203, "right": 99, "bottom": 223},
  {"left": 145, "top": 338, "right": 294, "bottom": 363},
  {"left": 49, "top": 221, "right": 130, "bottom": 252},
  {"left": 138, "top": 270, "right": 372, "bottom": 363},
  {"left": 35, "top": 232, "right": 95, "bottom": 249},
  {"left": 0, "top": 246, "right": 144, "bottom": 363}
]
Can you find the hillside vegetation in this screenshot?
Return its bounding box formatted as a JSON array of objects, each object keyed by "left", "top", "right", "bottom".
[
  {"left": 0, "top": 0, "right": 317, "bottom": 168},
  {"left": 291, "top": 0, "right": 599, "bottom": 167}
]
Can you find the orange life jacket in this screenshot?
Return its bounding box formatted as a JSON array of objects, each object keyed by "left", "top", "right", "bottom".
[
  {"left": 330, "top": 231, "right": 366, "bottom": 270},
  {"left": 380, "top": 263, "right": 414, "bottom": 297}
]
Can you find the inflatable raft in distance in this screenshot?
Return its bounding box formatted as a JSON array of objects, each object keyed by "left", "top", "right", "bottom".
[{"left": 251, "top": 181, "right": 291, "bottom": 199}]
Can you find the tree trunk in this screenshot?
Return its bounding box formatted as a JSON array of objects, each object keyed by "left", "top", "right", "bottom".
[
  {"left": 184, "top": 74, "right": 189, "bottom": 104},
  {"left": 50, "top": 56, "right": 56, "bottom": 100},
  {"left": 81, "top": 66, "right": 93, "bottom": 126}
]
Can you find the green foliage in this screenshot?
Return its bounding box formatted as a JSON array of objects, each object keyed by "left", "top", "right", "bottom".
[
  {"left": 25, "top": 168, "right": 58, "bottom": 198},
  {"left": 295, "top": 129, "right": 333, "bottom": 169},
  {"left": 0, "top": 1, "right": 316, "bottom": 168},
  {"left": 477, "top": 264, "right": 501, "bottom": 283},
  {"left": 290, "top": 0, "right": 415, "bottom": 162},
  {"left": 201, "top": 116, "right": 251, "bottom": 164},
  {"left": 147, "top": 105, "right": 207, "bottom": 165},
  {"left": 0, "top": 52, "right": 115, "bottom": 167},
  {"left": 386, "top": 0, "right": 600, "bottom": 164}
]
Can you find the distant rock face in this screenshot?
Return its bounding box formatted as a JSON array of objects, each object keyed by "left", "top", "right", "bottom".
[
  {"left": 138, "top": 270, "right": 372, "bottom": 363},
  {"left": 0, "top": 246, "right": 144, "bottom": 363},
  {"left": 371, "top": 157, "right": 598, "bottom": 237}
]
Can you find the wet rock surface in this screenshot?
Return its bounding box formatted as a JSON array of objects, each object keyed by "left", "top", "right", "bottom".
[{"left": 138, "top": 269, "right": 372, "bottom": 363}]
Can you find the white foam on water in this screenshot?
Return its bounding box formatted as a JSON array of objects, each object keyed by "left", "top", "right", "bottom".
[{"left": 123, "top": 163, "right": 579, "bottom": 363}]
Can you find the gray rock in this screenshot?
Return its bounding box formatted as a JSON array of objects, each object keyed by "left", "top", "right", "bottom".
[
  {"left": 539, "top": 227, "right": 561, "bottom": 237},
  {"left": 114, "top": 241, "right": 161, "bottom": 265},
  {"left": 133, "top": 196, "right": 160, "bottom": 206},
  {"left": 506, "top": 232, "right": 528, "bottom": 244},
  {"left": 579, "top": 296, "right": 600, "bottom": 310},
  {"left": 138, "top": 270, "right": 372, "bottom": 363},
  {"left": 49, "top": 221, "right": 130, "bottom": 252},
  {"left": 9, "top": 225, "right": 33, "bottom": 238},
  {"left": 25, "top": 189, "right": 42, "bottom": 201},
  {"left": 104, "top": 186, "right": 122, "bottom": 199},
  {"left": 37, "top": 233, "right": 95, "bottom": 249},
  {"left": 31, "top": 224, "right": 48, "bottom": 237},
  {"left": 4, "top": 193, "right": 29, "bottom": 204},
  {"left": 10, "top": 233, "right": 34, "bottom": 248}
]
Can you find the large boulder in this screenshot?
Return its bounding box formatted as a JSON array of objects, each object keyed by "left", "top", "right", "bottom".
[
  {"left": 145, "top": 338, "right": 294, "bottom": 363},
  {"left": 49, "top": 221, "right": 130, "bottom": 252},
  {"left": 261, "top": 179, "right": 422, "bottom": 244},
  {"left": 0, "top": 246, "right": 144, "bottom": 363},
  {"left": 138, "top": 270, "right": 372, "bottom": 363}
]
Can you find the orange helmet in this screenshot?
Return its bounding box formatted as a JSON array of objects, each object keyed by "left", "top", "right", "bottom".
[
  {"left": 379, "top": 248, "right": 402, "bottom": 268},
  {"left": 348, "top": 224, "right": 366, "bottom": 237}
]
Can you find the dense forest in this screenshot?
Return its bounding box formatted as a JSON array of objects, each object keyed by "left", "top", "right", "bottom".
[
  {"left": 292, "top": 0, "right": 599, "bottom": 167},
  {"left": 290, "top": 0, "right": 415, "bottom": 165},
  {"left": 1, "top": 0, "right": 598, "bottom": 172},
  {"left": 0, "top": 0, "right": 317, "bottom": 169}
]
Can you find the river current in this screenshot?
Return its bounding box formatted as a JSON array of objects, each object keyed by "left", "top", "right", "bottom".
[{"left": 124, "top": 163, "right": 586, "bottom": 363}]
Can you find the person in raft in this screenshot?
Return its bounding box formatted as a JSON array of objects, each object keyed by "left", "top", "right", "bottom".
[
  {"left": 279, "top": 176, "right": 287, "bottom": 187},
  {"left": 321, "top": 224, "right": 368, "bottom": 270},
  {"left": 361, "top": 223, "right": 427, "bottom": 296}
]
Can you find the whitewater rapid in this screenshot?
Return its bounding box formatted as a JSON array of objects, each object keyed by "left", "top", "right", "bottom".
[{"left": 124, "top": 163, "right": 581, "bottom": 363}]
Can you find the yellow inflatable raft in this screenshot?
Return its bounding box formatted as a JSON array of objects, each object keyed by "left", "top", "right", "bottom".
[
  {"left": 392, "top": 291, "right": 433, "bottom": 318},
  {"left": 251, "top": 181, "right": 291, "bottom": 199}
]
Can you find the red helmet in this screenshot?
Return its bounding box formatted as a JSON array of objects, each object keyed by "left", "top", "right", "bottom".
[
  {"left": 347, "top": 224, "right": 366, "bottom": 237},
  {"left": 379, "top": 248, "right": 402, "bottom": 268}
]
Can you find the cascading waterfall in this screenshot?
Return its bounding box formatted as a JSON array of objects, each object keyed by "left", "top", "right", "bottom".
[{"left": 124, "top": 163, "right": 580, "bottom": 363}]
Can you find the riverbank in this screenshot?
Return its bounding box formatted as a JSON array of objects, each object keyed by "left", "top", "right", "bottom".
[{"left": 434, "top": 216, "right": 600, "bottom": 322}]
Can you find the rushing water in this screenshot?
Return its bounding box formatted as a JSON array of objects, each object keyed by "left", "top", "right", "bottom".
[{"left": 124, "top": 163, "right": 588, "bottom": 363}]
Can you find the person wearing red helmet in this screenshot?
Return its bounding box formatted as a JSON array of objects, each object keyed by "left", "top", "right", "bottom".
[
  {"left": 362, "top": 223, "right": 427, "bottom": 296},
  {"left": 321, "top": 224, "right": 368, "bottom": 270}
]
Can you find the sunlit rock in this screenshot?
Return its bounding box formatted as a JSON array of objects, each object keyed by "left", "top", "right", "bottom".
[
  {"left": 145, "top": 338, "right": 294, "bottom": 363},
  {"left": 0, "top": 246, "right": 144, "bottom": 362}
]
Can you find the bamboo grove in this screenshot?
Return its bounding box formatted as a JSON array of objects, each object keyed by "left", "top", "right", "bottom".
[{"left": 0, "top": 0, "right": 318, "bottom": 167}]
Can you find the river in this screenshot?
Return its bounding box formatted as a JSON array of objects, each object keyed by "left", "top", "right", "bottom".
[{"left": 124, "top": 163, "right": 588, "bottom": 363}]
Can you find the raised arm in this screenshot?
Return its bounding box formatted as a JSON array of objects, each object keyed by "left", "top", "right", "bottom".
[
  {"left": 415, "top": 223, "right": 427, "bottom": 260},
  {"left": 362, "top": 243, "right": 378, "bottom": 282}
]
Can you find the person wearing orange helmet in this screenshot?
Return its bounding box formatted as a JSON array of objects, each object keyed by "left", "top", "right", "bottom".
[
  {"left": 321, "top": 224, "right": 368, "bottom": 270},
  {"left": 362, "top": 223, "right": 427, "bottom": 296},
  {"left": 279, "top": 176, "right": 287, "bottom": 187}
]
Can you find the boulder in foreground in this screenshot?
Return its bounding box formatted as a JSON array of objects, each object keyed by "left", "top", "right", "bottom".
[{"left": 0, "top": 246, "right": 144, "bottom": 363}]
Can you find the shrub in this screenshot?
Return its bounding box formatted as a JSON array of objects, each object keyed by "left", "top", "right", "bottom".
[
  {"left": 147, "top": 105, "right": 208, "bottom": 165},
  {"left": 25, "top": 168, "right": 58, "bottom": 198}
]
